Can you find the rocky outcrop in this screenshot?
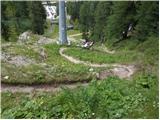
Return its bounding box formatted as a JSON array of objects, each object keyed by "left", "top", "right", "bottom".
[
  {"left": 18, "top": 31, "right": 31, "bottom": 43},
  {"left": 37, "top": 36, "right": 55, "bottom": 45}
]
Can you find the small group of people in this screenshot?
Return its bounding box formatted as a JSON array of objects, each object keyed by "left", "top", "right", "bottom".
[{"left": 81, "top": 39, "right": 94, "bottom": 49}]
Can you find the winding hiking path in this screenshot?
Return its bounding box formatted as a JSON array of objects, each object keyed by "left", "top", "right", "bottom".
[
  {"left": 59, "top": 47, "right": 136, "bottom": 78},
  {"left": 1, "top": 44, "right": 136, "bottom": 93}
]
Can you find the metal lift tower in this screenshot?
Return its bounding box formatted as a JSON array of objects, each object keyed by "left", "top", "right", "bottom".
[{"left": 59, "top": 0, "right": 68, "bottom": 44}]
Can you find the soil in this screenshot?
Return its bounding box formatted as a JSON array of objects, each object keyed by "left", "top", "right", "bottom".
[
  {"left": 59, "top": 47, "right": 136, "bottom": 79},
  {"left": 1, "top": 82, "right": 88, "bottom": 93},
  {"left": 1, "top": 52, "right": 36, "bottom": 66}
]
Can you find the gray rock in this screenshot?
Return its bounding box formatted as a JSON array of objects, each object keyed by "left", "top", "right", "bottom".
[
  {"left": 8, "top": 56, "right": 35, "bottom": 66},
  {"left": 1, "top": 52, "right": 11, "bottom": 61},
  {"left": 111, "top": 67, "right": 130, "bottom": 79},
  {"left": 18, "top": 31, "right": 31, "bottom": 43},
  {"left": 98, "top": 70, "right": 113, "bottom": 80},
  {"left": 37, "top": 36, "right": 55, "bottom": 45}
]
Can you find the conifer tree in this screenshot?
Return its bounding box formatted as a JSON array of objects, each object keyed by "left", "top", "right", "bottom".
[
  {"left": 105, "top": 1, "right": 136, "bottom": 43},
  {"left": 2, "top": 1, "right": 31, "bottom": 40},
  {"left": 79, "top": 2, "right": 98, "bottom": 39},
  {"left": 67, "top": 1, "right": 82, "bottom": 23},
  {"left": 30, "top": 1, "right": 46, "bottom": 34},
  {"left": 1, "top": 1, "right": 9, "bottom": 40},
  {"left": 2, "top": 1, "right": 18, "bottom": 41},
  {"left": 134, "top": 1, "right": 159, "bottom": 40},
  {"left": 93, "top": 2, "right": 112, "bottom": 43}
]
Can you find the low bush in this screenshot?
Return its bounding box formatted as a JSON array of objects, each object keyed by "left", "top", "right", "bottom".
[{"left": 1, "top": 75, "right": 158, "bottom": 119}]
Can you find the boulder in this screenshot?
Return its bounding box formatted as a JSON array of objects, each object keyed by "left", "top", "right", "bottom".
[
  {"left": 8, "top": 56, "right": 35, "bottom": 66},
  {"left": 37, "top": 36, "right": 54, "bottom": 45},
  {"left": 18, "top": 31, "right": 31, "bottom": 43},
  {"left": 97, "top": 70, "right": 113, "bottom": 80}
]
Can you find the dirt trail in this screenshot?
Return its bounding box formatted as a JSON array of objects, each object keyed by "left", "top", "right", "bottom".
[
  {"left": 69, "top": 33, "right": 82, "bottom": 37},
  {"left": 60, "top": 48, "right": 119, "bottom": 67},
  {"left": 1, "top": 43, "right": 136, "bottom": 93},
  {"left": 1, "top": 82, "right": 88, "bottom": 93},
  {"left": 59, "top": 47, "right": 136, "bottom": 78}
]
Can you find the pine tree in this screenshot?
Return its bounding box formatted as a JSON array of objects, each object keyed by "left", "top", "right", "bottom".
[
  {"left": 2, "top": 1, "right": 18, "bottom": 41},
  {"left": 134, "top": 1, "right": 159, "bottom": 40},
  {"left": 93, "top": 1, "right": 112, "bottom": 43},
  {"left": 79, "top": 1, "right": 98, "bottom": 39},
  {"left": 67, "top": 1, "right": 82, "bottom": 23},
  {"left": 30, "top": 1, "right": 46, "bottom": 35},
  {"left": 15, "top": 1, "right": 31, "bottom": 33},
  {"left": 2, "top": 1, "right": 31, "bottom": 41},
  {"left": 1, "top": 1, "right": 9, "bottom": 40},
  {"left": 105, "top": 1, "right": 136, "bottom": 44}
]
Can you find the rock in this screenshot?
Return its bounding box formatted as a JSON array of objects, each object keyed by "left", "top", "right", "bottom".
[
  {"left": 37, "top": 36, "right": 55, "bottom": 45},
  {"left": 68, "top": 40, "right": 71, "bottom": 45},
  {"left": 56, "top": 41, "right": 60, "bottom": 44},
  {"left": 18, "top": 31, "right": 31, "bottom": 43},
  {"left": 96, "top": 72, "right": 100, "bottom": 78},
  {"left": 39, "top": 48, "right": 47, "bottom": 61},
  {"left": 97, "top": 67, "right": 133, "bottom": 80},
  {"left": 111, "top": 67, "right": 130, "bottom": 79},
  {"left": 92, "top": 113, "right": 95, "bottom": 116},
  {"left": 89, "top": 68, "right": 94, "bottom": 72},
  {"left": 1, "top": 52, "right": 11, "bottom": 61},
  {"left": 4, "top": 76, "right": 9, "bottom": 79},
  {"left": 98, "top": 70, "right": 113, "bottom": 80},
  {"left": 8, "top": 56, "right": 35, "bottom": 66}
]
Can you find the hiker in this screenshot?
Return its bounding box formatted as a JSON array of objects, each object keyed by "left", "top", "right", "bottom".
[{"left": 82, "top": 40, "right": 94, "bottom": 49}]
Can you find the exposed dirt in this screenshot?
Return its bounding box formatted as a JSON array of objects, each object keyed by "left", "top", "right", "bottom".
[
  {"left": 98, "top": 65, "right": 135, "bottom": 79},
  {"left": 8, "top": 56, "right": 36, "bottom": 66},
  {"left": 59, "top": 47, "right": 136, "bottom": 79},
  {"left": 1, "top": 52, "right": 36, "bottom": 66},
  {"left": 1, "top": 34, "right": 136, "bottom": 93},
  {"left": 1, "top": 82, "right": 88, "bottom": 93},
  {"left": 36, "top": 36, "right": 56, "bottom": 45}
]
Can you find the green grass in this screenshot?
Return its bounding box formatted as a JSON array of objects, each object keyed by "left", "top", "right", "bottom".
[
  {"left": 136, "top": 37, "right": 159, "bottom": 75},
  {"left": 43, "top": 22, "right": 81, "bottom": 40},
  {"left": 1, "top": 43, "right": 107, "bottom": 84},
  {"left": 73, "top": 35, "right": 82, "bottom": 39},
  {"left": 112, "top": 36, "right": 158, "bottom": 76},
  {"left": 67, "top": 29, "right": 81, "bottom": 36},
  {"left": 2, "top": 44, "right": 40, "bottom": 61},
  {"left": 1, "top": 30, "right": 158, "bottom": 119},
  {"left": 1, "top": 75, "right": 158, "bottom": 119},
  {"left": 1, "top": 62, "right": 47, "bottom": 84},
  {"left": 64, "top": 47, "right": 140, "bottom": 64},
  {"left": 44, "top": 24, "right": 59, "bottom": 39}
]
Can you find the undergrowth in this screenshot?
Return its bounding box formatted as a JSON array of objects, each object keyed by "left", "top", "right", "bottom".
[
  {"left": 64, "top": 47, "right": 140, "bottom": 64},
  {"left": 1, "top": 33, "right": 158, "bottom": 119},
  {"left": 1, "top": 43, "right": 106, "bottom": 84},
  {"left": 1, "top": 76, "right": 158, "bottom": 119}
]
